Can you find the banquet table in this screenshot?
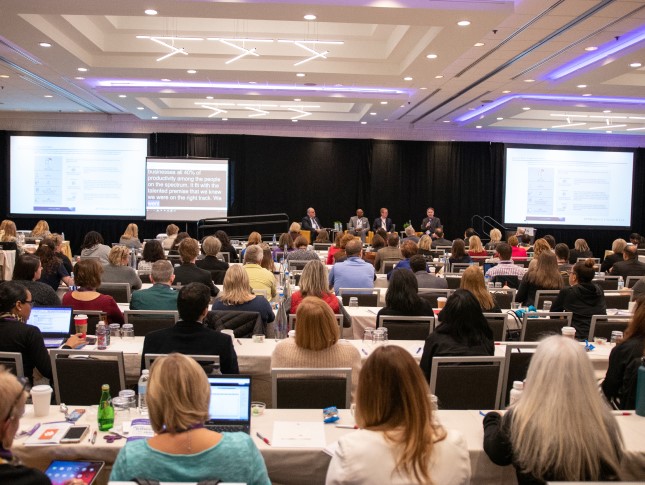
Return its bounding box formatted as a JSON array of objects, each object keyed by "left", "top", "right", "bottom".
[{"left": 13, "top": 406, "right": 645, "bottom": 485}]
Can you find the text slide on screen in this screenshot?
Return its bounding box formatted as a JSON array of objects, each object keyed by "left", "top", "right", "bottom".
[{"left": 504, "top": 146, "right": 634, "bottom": 228}]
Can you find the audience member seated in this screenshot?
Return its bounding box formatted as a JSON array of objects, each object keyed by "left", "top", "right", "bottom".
[
  {"left": 272, "top": 297, "right": 361, "bottom": 398},
  {"left": 568, "top": 238, "right": 593, "bottom": 264},
  {"left": 331, "top": 233, "right": 356, "bottom": 265},
  {"left": 137, "top": 239, "right": 166, "bottom": 275},
  {"left": 326, "top": 233, "right": 343, "bottom": 265},
  {"left": 244, "top": 245, "right": 277, "bottom": 300},
  {"left": 632, "top": 276, "right": 645, "bottom": 300},
  {"left": 629, "top": 232, "right": 645, "bottom": 249},
  {"left": 449, "top": 238, "right": 472, "bottom": 266},
  {"left": 130, "top": 260, "right": 178, "bottom": 311},
  {"left": 485, "top": 242, "right": 526, "bottom": 282},
  {"left": 419, "top": 289, "right": 494, "bottom": 382},
  {"left": 119, "top": 223, "right": 143, "bottom": 249},
  {"left": 29, "top": 219, "right": 50, "bottom": 239},
  {"left": 161, "top": 223, "right": 179, "bottom": 251},
  {"left": 416, "top": 234, "right": 432, "bottom": 257},
  {"left": 374, "top": 233, "right": 403, "bottom": 273},
  {"left": 464, "top": 227, "right": 476, "bottom": 240},
  {"left": 601, "top": 238, "right": 627, "bottom": 273},
  {"left": 551, "top": 259, "right": 606, "bottom": 340},
  {"left": 516, "top": 252, "right": 563, "bottom": 308},
  {"left": 315, "top": 229, "right": 330, "bottom": 243},
  {"left": 286, "top": 236, "right": 319, "bottom": 262},
  {"left": 507, "top": 235, "right": 527, "bottom": 260},
  {"left": 173, "top": 238, "right": 218, "bottom": 297},
  {"left": 196, "top": 236, "right": 229, "bottom": 273},
  {"left": 48, "top": 233, "right": 73, "bottom": 275},
  {"left": 460, "top": 265, "right": 501, "bottom": 313},
  {"left": 288, "top": 222, "right": 301, "bottom": 244},
  {"left": 364, "top": 233, "right": 385, "bottom": 266},
  {"left": 610, "top": 245, "right": 645, "bottom": 279},
  {"left": 326, "top": 345, "right": 471, "bottom": 485},
  {"left": 141, "top": 283, "right": 239, "bottom": 374},
  {"left": 101, "top": 245, "right": 143, "bottom": 291},
  {"left": 215, "top": 230, "right": 239, "bottom": 263},
  {"left": 62, "top": 259, "right": 124, "bottom": 323},
  {"left": 212, "top": 265, "right": 274, "bottom": 327},
  {"left": 555, "top": 242, "right": 573, "bottom": 275},
  {"left": 273, "top": 233, "right": 294, "bottom": 261},
  {"left": 168, "top": 232, "right": 190, "bottom": 256},
  {"left": 35, "top": 239, "right": 73, "bottom": 291},
  {"left": 110, "top": 353, "right": 267, "bottom": 483},
  {"left": 402, "top": 225, "right": 420, "bottom": 243},
  {"left": 290, "top": 260, "right": 339, "bottom": 314},
  {"left": 485, "top": 228, "right": 502, "bottom": 250},
  {"left": 602, "top": 296, "right": 645, "bottom": 409},
  {"left": 520, "top": 234, "right": 533, "bottom": 251},
  {"left": 259, "top": 243, "right": 276, "bottom": 274},
  {"left": 11, "top": 254, "right": 60, "bottom": 307},
  {"left": 527, "top": 238, "right": 552, "bottom": 270},
  {"left": 329, "top": 239, "right": 375, "bottom": 294},
  {"left": 467, "top": 235, "right": 488, "bottom": 259},
  {"left": 0, "top": 220, "right": 19, "bottom": 247},
  {"left": 80, "top": 230, "right": 111, "bottom": 264},
  {"left": 483, "top": 335, "right": 623, "bottom": 485},
  {"left": 0, "top": 281, "right": 84, "bottom": 384},
  {"left": 387, "top": 240, "right": 418, "bottom": 280},
  {"left": 377, "top": 269, "right": 433, "bottom": 326},
  {"left": 240, "top": 231, "right": 262, "bottom": 261},
  {"left": 431, "top": 227, "right": 452, "bottom": 248},
  {"left": 543, "top": 234, "right": 556, "bottom": 249},
  {"left": 410, "top": 254, "right": 448, "bottom": 289}
]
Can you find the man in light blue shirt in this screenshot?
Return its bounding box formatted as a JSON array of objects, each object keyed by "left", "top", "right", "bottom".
[{"left": 329, "top": 239, "right": 375, "bottom": 294}]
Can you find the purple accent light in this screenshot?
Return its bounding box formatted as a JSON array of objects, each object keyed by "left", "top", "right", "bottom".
[
  {"left": 454, "top": 93, "right": 645, "bottom": 123},
  {"left": 546, "top": 26, "right": 645, "bottom": 80}
]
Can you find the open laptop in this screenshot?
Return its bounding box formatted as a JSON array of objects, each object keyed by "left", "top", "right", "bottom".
[
  {"left": 205, "top": 375, "right": 252, "bottom": 434},
  {"left": 29, "top": 307, "right": 73, "bottom": 348}
]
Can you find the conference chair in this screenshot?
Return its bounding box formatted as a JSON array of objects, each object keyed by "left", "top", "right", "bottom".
[
  {"left": 71, "top": 310, "right": 106, "bottom": 336},
  {"left": 451, "top": 263, "right": 472, "bottom": 274},
  {"left": 483, "top": 313, "right": 507, "bottom": 341},
  {"left": 0, "top": 352, "right": 24, "bottom": 377},
  {"left": 98, "top": 283, "right": 131, "bottom": 303},
  {"left": 444, "top": 275, "right": 462, "bottom": 289},
  {"left": 577, "top": 257, "right": 601, "bottom": 268},
  {"left": 252, "top": 288, "right": 269, "bottom": 299},
  {"left": 287, "top": 260, "right": 309, "bottom": 271},
  {"left": 0, "top": 242, "right": 18, "bottom": 251},
  {"left": 491, "top": 288, "right": 516, "bottom": 309},
  {"left": 592, "top": 276, "right": 620, "bottom": 291},
  {"left": 288, "top": 314, "right": 344, "bottom": 332},
  {"left": 138, "top": 273, "right": 152, "bottom": 284},
  {"left": 208, "top": 269, "right": 227, "bottom": 285},
  {"left": 417, "top": 289, "right": 452, "bottom": 308},
  {"left": 429, "top": 356, "right": 505, "bottom": 410},
  {"left": 603, "top": 291, "right": 631, "bottom": 310},
  {"left": 533, "top": 290, "right": 561, "bottom": 310},
  {"left": 144, "top": 354, "right": 221, "bottom": 376},
  {"left": 520, "top": 312, "right": 572, "bottom": 341},
  {"left": 381, "top": 259, "right": 400, "bottom": 274},
  {"left": 490, "top": 274, "right": 520, "bottom": 289},
  {"left": 338, "top": 288, "right": 379, "bottom": 307},
  {"left": 124, "top": 310, "right": 179, "bottom": 336},
  {"left": 216, "top": 252, "right": 230, "bottom": 263},
  {"left": 313, "top": 243, "right": 332, "bottom": 251},
  {"left": 625, "top": 276, "right": 641, "bottom": 289},
  {"left": 500, "top": 343, "right": 538, "bottom": 408},
  {"left": 272, "top": 368, "right": 352, "bottom": 409},
  {"left": 50, "top": 350, "right": 126, "bottom": 405},
  {"left": 378, "top": 315, "right": 434, "bottom": 340},
  {"left": 588, "top": 314, "right": 630, "bottom": 340},
  {"left": 204, "top": 310, "right": 263, "bottom": 338}
]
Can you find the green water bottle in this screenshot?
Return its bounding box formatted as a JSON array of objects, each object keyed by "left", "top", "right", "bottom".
[{"left": 98, "top": 384, "right": 114, "bottom": 431}]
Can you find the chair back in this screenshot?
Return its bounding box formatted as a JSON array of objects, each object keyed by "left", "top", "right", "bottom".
[
  {"left": 288, "top": 314, "right": 343, "bottom": 332},
  {"left": 429, "top": 356, "right": 504, "bottom": 410},
  {"left": 71, "top": 310, "right": 106, "bottom": 335},
  {"left": 313, "top": 243, "right": 332, "bottom": 251},
  {"left": 98, "top": 283, "right": 131, "bottom": 303},
  {"left": 339, "top": 288, "right": 379, "bottom": 307},
  {"left": 0, "top": 241, "right": 18, "bottom": 251},
  {"left": 445, "top": 275, "right": 462, "bottom": 289},
  {"left": 204, "top": 310, "right": 263, "bottom": 338},
  {"left": 216, "top": 252, "right": 230, "bottom": 263},
  {"left": 138, "top": 273, "right": 152, "bottom": 284},
  {"left": 417, "top": 289, "right": 452, "bottom": 308},
  {"left": 520, "top": 312, "right": 572, "bottom": 341},
  {"left": 490, "top": 274, "right": 519, "bottom": 289},
  {"left": 124, "top": 310, "right": 179, "bottom": 336},
  {"left": 287, "top": 260, "right": 309, "bottom": 271},
  {"left": 500, "top": 343, "right": 538, "bottom": 407},
  {"left": 50, "top": 350, "right": 125, "bottom": 405},
  {"left": 451, "top": 263, "right": 472, "bottom": 274},
  {"left": 491, "top": 289, "right": 516, "bottom": 309},
  {"left": 0, "top": 352, "right": 24, "bottom": 377},
  {"left": 209, "top": 269, "right": 227, "bottom": 285},
  {"left": 144, "top": 354, "right": 221, "bottom": 376},
  {"left": 379, "top": 315, "right": 434, "bottom": 340},
  {"left": 271, "top": 368, "right": 352, "bottom": 409},
  {"left": 592, "top": 277, "right": 619, "bottom": 290},
  {"left": 588, "top": 315, "right": 630, "bottom": 340},
  {"left": 625, "top": 276, "right": 641, "bottom": 288},
  {"left": 381, "top": 260, "right": 400, "bottom": 274},
  {"left": 483, "top": 313, "right": 507, "bottom": 341},
  {"left": 252, "top": 288, "right": 268, "bottom": 299},
  {"left": 533, "top": 290, "right": 561, "bottom": 310},
  {"left": 603, "top": 292, "right": 631, "bottom": 310}
]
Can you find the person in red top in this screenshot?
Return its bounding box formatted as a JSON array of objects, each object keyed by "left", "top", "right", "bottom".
[
  {"left": 290, "top": 259, "right": 340, "bottom": 314},
  {"left": 61, "top": 258, "right": 124, "bottom": 323},
  {"left": 326, "top": 233, "right": 343, "bottom": 265},
  {"left": 508, "top": 235, "right": 527, "bottom": 260},
  {"left": 467, "top": 235, "right": 488, "bottom": 259}
]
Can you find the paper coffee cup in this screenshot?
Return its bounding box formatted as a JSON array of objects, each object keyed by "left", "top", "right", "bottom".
[
  {"left": 561, "top": 326, "right": 576, "bottom": 339},
  {"left": 74, "top": 314, "right": 88, "bottom": 337},
  {"left": 437, "top": 297, "right": 447, "bottom": 309},
  {"left": 30, "top": 385, "right": 53, "bottom": 417}
]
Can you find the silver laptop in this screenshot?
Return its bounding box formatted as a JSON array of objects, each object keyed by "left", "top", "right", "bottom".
[
  {"left": 205, "top": 375, "right": 252, "bottom": 434},
  {"left": 29, "top": 307, "right": 73, "bottom": 348}
]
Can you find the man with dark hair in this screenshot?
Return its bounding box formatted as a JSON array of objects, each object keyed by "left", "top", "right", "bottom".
[
  {"left": 410, "top": 255, "right": 448, "bottom": 289},
  {"left": 374, "top": 232, "right": 402, "bottom": 273},
  {"left": 141, "top": 282, "right": 239, "bottom": 373},
  {"left": 130, "top": 260, "right": 178, "bottom": 310},
  {"left": 329, "top": 239, "right": 375, "bottom": 294},
  {"left": 431, "top": 227, "right": 452, "bottom": 248},
  {"left": 543, "top": 235, "right": 556, "bottom": 249},
  {"left": 464, "top": 227, "right": 476, "bottom": 240},
  {"left": 387, "top": 240, "right": 418, "bottom": 279},
  {"left": 610, "top": 245, "right": 645, "bottom": 278},
  {"left": 484, "top": 242, "right": 526, "bottom": 280},
  {"left": 555, "top": 243, "right": 573, "bottom": 274}
]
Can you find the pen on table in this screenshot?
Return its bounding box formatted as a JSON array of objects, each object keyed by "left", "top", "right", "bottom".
[
  {"left": 256, "top": 432, "right": 271, "bottom": 446},
  {"left": 335, "top": 424, "right": 359, "bottom": 429},
  {"left": 612, "top": 411, "right": 631, "bottom": 416},
  {"left": 367, "top": 309, "right": 377, "bottom": 315},
  {"left": 416, "top": 347, "right": 422, "bottom": 354},
  {"left": 479, "top": 410, "right": 487, "bottom": 417},
  {"left": 91, "top": 430, "right": 97, "bottom": 445},
  {"left": 361, "top": 348, "right": 368, "bottom": 356},
  {"left": 236, "top": 339, "right": 242, "bottom": 346}
]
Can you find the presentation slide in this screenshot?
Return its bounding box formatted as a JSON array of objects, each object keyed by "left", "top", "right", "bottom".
[
  {"left": 146, "top": 158, "right": 229, "bottom": 221},
  {"left": 10, "top": 135, "right": 147, "bottom": 217},
  {"left": 504, "top": 146, "right": 634, "bottom": 228}
]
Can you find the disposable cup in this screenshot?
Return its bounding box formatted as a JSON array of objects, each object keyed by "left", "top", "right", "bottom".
[
  {"left": 437, "top": 297, "right": 447, "bottom": 309},
  {"left": 74, "top": 314, "right": 88, "bottom": 337},
  {"left": 30, "top": 385, "right": 53, "bottom": 417}
]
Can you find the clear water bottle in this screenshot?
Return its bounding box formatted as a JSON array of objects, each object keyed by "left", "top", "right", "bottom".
[
  {"left": 138, "top": 369, "right": 150, "bottom": 415},
  {"left": 509, "top": 381, "right": 524, "bottom": 406},
  {"left": 96, "top": 322, "right": 107, "bottom": 350},
  {"left": 617, "top": 276, "right": 624, "bottom": 291},
  {"left": 272, "top": 234, "right": 277, "bottom": 246},
  {"left": 636, "top": 358, "right": 645, "bottom": 417}
]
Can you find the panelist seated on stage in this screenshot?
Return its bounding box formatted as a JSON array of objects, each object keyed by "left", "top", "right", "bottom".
[
  {"left": 196, "top": 236, "right": 230, "bottom": 272},
  {"left": 141, "top": 283, "right": 239, "bottom": 374},
  {"left": 173, "top": 238, "right": 218, "bottom": 297},
  {"left": 372, "top": 207, "right": 394, "bottom": 233},
  {"left": 130, "top": 260, "right": 179, "bottom": 311},
  {"left": 610, "top": 245, "right": 645, "bottom": 278},
  {"left": 421, "top": 207, "right": 442, "bottom": 235},
  {"left": 244, "top": 245, "right": 277, "bottom": 300},
  {"left": 430, "top": 227, "right": 452, "bottom": 249},
  {"left": 374, "top": 233, "right": 403, "bottom": 274},
  {"left": 410, "top": 254, "right": 448, "bottom": 289},
  {"left": 101, "top": 245, "right": 142, "bottom": 291},
  {"left": 348, "top": 208, "right": 370, "bottom": 242},
  {"left": 286, "top": 236, "right": 320, "bottom": 263},
  {"left": 329, "top": 239, "right": 375, "bottom": 294},
  {"left": 301, "top": 207, "right": 323, "bottom": 240}
]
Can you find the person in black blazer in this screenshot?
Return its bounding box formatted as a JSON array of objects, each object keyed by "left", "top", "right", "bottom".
[
  {"left": 174, "top": 238, "right": 218, "bottom": 296},
  {"left": 420, "top": 207, "right": 441, "bottom": 234},
  {"left": 301, "top": 207, "right": 323, "bottom": 240},
  {"left": 372, "top": 207, "right": 394, "bottom": 232},
  {"left": 197, "top": 236, "right": 230, "bottom": 271},
  {"left": 610, "top": 245, "right": 645, "bottom": 279},
  {"left": 141, "top": 282, "right": 239, "bottom": 374}
]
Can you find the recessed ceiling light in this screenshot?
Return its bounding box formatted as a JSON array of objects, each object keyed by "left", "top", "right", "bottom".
[
  {"left": 44, "top": 95, "right": 53, "bottom": 98},
  {"left": 187, "top": 69, "right": 197, "bottom": 74},
  {"left": 296, "top": 73, "right": 305, "bottom": 77},
  {"left": 476, "top": 125, "right": 482, "bottom": 128},
  {"left": 502, "top": 90, "right": 511, "bottom": 93},
  {"left": 77, "top": 67, "right": 87, "bottom": 72},
  {"left": 474, "top": 42, "right": 485, "bottom": 47},
  {"left": 206, "top": 96, "right": 213, "bottom": 99},
  {"left": 443, "top": 120, "right": 450, "bottom": 123},
  {"left": 248, "top": 81, "right": 257, "bottom": 84},
  {"left": 524, "top": 79, "right": 535, "bottom": 83},
  {"left": 603, "top": 110, "right": 611, "bottom": 113},
  {"left": 0, "top": 75, "right": 9, "bottom": 78},
  {"left": 119, "top": 94, "right": 127, "bottom": 98},
  {"left": 384, "top": 118, "right": 388, "bottom": 121},
  {"left": 294, "top": 98, "right": 301, "bottom": 101},
  {"left": 496, "top": 117, "right": 503, "bottom": 120},
  {"left": 380, "top": 101, "right": 387, "bottom": 105},
  {"left": 137, "top": 107, "right": 144, "bottom": 110},
  {"left": 582, "top": 93, "right": 592, "bottom": 96},
  {"left": 403, "top": 76, "right": 413, "bottom": 81},
  {"left": 304, "top": 14, "right": 316, "bottom": 20},
  {"left": 370, "top": 112, "right": 376, "bottom": 115},
  {"left": 522, "top": 107, "right": 531, "bottom": 110},
  {"left": 630, "top": 62, "right": 642, "bottom": 68},
  {"left": 74, "top": 76, "right": 84, "bottom": 80},
  {"left": 577, "top": 84, "right": 587, "bottom": 88},
  {"left": 292, "top": 119, "right": 298, "bottom": 123},
  {"left": 151, "top": 116, "right": 158, "bottom": 119},
  {"left": 400, "top": 105, "right": 405, "bottom": 108},
  {"left": 222, "top": 118, "right": 228, "bottom": 121},
  {"left": 161, "top": 78, "right": 171, "bottom": 82},
  {"left": 361, "top": 121, "right": 367, "bottom": 124},
  {"left": 458, "top": 20, "right": 471, "bottom": 26},
  {"left": 435, "top": 75, "right": 443, "bottom": 79},
  {"left": 585, "top": 46, "right": 598, "bottom": 51},
  {"left": 39, "top": 42, "right": 51, "bottom": 48},
  {"left": 426, "top": 54, "right": 438, "bottom": 59},
  {"left": 420, "top": 87, "right": 427, "bottom": 90},
  {"left": 541, "top": 128, "right": 548, "bottom": 131},
  {"left": 606, "top": 131, "right": 612, "bottom": 133},
  {"left": 145, "top": 9, "right": 158, "bottom": 15}
]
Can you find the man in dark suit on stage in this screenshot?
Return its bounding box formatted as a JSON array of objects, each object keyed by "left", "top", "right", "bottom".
[
  {"left": 301, "top": 207, "right": 322, "bottom": 241},
  {"left": 421, "top": 207, "right": 441, "bottom": 234},
  {"left": 372, "top": 207, "right": 394, "bottom": 233},
  {"left": 348, "top": 208, "right": 370, "bottom": 242}
]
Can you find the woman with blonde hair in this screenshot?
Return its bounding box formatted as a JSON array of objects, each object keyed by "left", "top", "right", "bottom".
[
  {"left": 601, "top": 238, "right": 627, "bottom": 273},
  {"left": 326, "top": 345, "right": 470, "bottom": 484},
  {"left": 30, "top": 220, "right": 50, "bottom": 239},
  {"left": 527, "top": 238, "right": 553, "bottom": 270},
  {"left": 110, "top": 353, "right": 270, "bottom": 484},
  {"left": 289, "top": 222, "right": 301, "bottom": 242},
  {"left": 484, "top": 335, "right": 623, "bottom": 483},
  {"left": 289, "top": 260, "right": 339, "bottom": 314},
  {"left": 0, "top": 220, "right": 18, "bottom": 243},
  {"left": 315, "top": 229, "right": 330, "bottom": 243},
  {"left": 569, "top": 238, "right": 593, "bottom": 264},
  {"left": 460, "top": 265, "right": 500, "bottom": 312},
  {"left": 417, "top": 234, "right": 433, "bottom": 256},
  {"left": 120, "top": 223, "right": 143, "bottom": 249},
  {"left": 273, "top": 232, "right": 294, "bottom": 261},
  {"left": 162, "top": 223, "right": 180, "bottom": 250},
  {"left": 516, "top": 252, "right": 563, "bottom": 307},
  {"left": 485, "top": 228, "right": 502, "bottom": 250},
  {"left": 101, "top": 245, "right": 142, "bottom": 290},
  {"left": 272, "top": 297, "right": 361, "bottom": 397},
  {"left": 467, "top": 235, "right": 488, "bottom": 259}
]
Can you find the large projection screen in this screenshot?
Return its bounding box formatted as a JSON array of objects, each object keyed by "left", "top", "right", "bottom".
[
  {"left": 146, "top": 158, "right": 229, "bottom": 221},
  {"left": 9, "top": 134, "right": 148, "bottom": 217},
  {"left": 503, "top": 145, "right": 634, "bottom": 228}
]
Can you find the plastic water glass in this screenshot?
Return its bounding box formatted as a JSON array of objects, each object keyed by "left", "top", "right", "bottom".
[
  {"left": 121, "top": 324, "right": 135, "bottom": 340},
  {"left": 112, "top": 396, "right": 130, "bottom": 428},
  {"left": 363, "top": 328, "right": 374, "bottom": 345},
  {"left": 610, "top": 331, "right": 623, "bottom": 344},
  {"left": 542, "top": 301, "right": 552, "bottom": 312},
  {"left": 349, "top": 297, "right": 359, "bottom": 307}
]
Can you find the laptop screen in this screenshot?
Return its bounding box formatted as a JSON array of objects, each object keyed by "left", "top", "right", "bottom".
[
  {"left": 207, "top": 376, "right": 251, "bottom": 423},
  {"left": 29, "top": 307, "right": 73, "bottom": 336}
]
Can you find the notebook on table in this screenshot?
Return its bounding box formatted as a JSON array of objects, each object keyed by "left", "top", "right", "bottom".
[
  {"left": 29, "top": 306, "right": 73, "bottom": 348},
  {"left": 205, "top": 375, "right": 252, "bottom": 434}
]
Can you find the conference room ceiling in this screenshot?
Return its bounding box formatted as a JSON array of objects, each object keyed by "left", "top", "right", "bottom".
[{"left": 0, "top": 0, "right": 644, "bottom": 135}]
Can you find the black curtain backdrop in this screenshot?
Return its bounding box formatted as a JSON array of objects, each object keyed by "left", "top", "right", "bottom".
[{"left": 1, "top": 131, "right": 643, "bottom": 257}]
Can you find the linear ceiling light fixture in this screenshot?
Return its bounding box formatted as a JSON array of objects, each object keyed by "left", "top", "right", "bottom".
[
  {"left": 207, "top": 38, "right": 273, "bottom": 64},
  {"left": 278, "top": 39, "right": 343, "bottom": 66},
  {"left": 288, "top": 108, "right": 312, "bottom": 119},
  {"left": 137, "top": 36, "right": 202, "bottom": 62},
  {"left": 246, "top": 107, "right": 270, "bottom": 117}
]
